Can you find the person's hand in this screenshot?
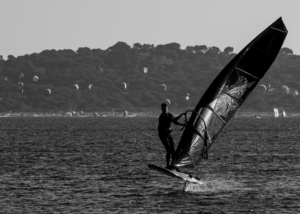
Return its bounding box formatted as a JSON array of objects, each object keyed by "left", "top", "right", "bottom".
[
  {"left": 176, "top": 113, "right": 183, "bottom": 118},
  {"left": 166, "top": 128, "right": 173, "bottom": 134}
]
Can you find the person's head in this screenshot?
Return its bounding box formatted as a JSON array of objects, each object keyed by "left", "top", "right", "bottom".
[{"left": 161, "top": 103, "right": 168, "bottom": 113}]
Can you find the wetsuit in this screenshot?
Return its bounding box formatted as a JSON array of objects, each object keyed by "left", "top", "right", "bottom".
[{"left": 158, "top": 112, "right": 181, "bottom": 168}]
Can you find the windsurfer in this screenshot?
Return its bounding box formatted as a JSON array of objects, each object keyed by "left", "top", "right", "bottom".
[{"left": 158, "top": 103, "right": 184, "bottom": 171}]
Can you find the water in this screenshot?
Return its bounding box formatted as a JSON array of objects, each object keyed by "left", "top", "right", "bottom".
[{"left": 0, "top": 116, "right": 299, "bottom": 213}]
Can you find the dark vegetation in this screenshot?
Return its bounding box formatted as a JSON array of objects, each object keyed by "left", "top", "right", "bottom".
[{"left": 0, "top": 42, "right": 299, "bottom": 112}]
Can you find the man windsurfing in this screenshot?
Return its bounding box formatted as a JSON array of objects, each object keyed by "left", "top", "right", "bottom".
[{"left": 158, "top": 103, "right": 184, "bottom": 171}]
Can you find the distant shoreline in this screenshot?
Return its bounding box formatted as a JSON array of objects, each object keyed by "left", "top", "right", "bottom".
[{"left": 1, "top": 111, "right": 300, "bottom": 118}]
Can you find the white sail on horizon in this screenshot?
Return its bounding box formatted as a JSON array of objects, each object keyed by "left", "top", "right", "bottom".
[
  {"left": 274, "top": 108, "right": 279, "bottom": 118},
  {"left": 282, "top": 109, "right": 287, "bottom": 117}
]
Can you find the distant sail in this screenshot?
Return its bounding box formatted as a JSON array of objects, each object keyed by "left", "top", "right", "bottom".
[
  {"left": 144, "top": 67, "right": 148, "bottom": 74},
  {"left": 186, "top": 93, "right": 190, "bottom": 100},
  {"left": 259, "top": 84, "right": 267, "bottom": 93},
  {"left": 174, "top": 17, "right": 288, "bottom": 168},
  {"left": 274, "top": 108, "right": 279, "bottom": 118},
  {"left": 282, "top": 109, "right": 287, "bottom": 117}
]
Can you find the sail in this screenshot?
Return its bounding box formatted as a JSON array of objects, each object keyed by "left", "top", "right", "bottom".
[
  {"left": 274, "top": 108, "right": 279, "bottom": 117},
  {"left": 175, "top": 17, "right": 288, "bottom": 168},
  {"left": 282, "top": 109, "right": 287, "bottom": 117},
  {"left": 273, "top": 108, "right": 279, "bottom": 117}
]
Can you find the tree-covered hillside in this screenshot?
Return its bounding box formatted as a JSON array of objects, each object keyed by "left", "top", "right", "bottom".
[{"left": 0, "top": 42, "right": 299, "bottom": 112}]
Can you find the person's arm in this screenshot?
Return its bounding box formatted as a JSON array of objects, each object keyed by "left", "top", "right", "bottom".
[{"left": 172, "top": 113, "right": 185, "bottom": 126}]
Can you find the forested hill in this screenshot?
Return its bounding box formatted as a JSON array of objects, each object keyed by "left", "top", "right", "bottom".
[{"left": 0, "top": 42, "right": 299, "bottom": 112}]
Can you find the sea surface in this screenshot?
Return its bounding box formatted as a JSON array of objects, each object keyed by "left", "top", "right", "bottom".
[{"left": 0, "top": 116, "right": 299, "bottom": 213}]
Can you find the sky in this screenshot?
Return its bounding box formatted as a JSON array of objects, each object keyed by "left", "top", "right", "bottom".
[{"left": 1, "top": 0, "right": 299, "bottom": 59}]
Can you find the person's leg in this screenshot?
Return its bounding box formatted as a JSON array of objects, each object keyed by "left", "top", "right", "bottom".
[
  {"left": 159, "top": 134, "right": 171, "bottom": 168},
  {"left": 166, "top": 135, "right": 181, "bottom": 172},
  {"left": 168, "top": 136, "right": 176, "bottom": 166}
]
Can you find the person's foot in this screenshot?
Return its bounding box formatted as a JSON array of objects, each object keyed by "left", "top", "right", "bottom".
[
  {"left": 175, "top": 168, "right": 181, "bottom": 172},
  {"left": 171, "top": 166, "right": 181, "bottom": 172}
]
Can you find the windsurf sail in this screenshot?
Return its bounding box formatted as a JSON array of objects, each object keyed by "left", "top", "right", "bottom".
[
  {"left": 174, "top": 17, "right": 288, "bottom": 168},
  {"left": 282, "top": 109, "right": 287, "bottom": 117},
  {"left": 274, "top": 108, "right": 279, "bottom": 117}
]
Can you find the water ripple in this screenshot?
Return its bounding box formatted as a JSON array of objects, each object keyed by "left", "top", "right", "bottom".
[{"left": 0, "top": 117, "right": 299, "bottom": 213}]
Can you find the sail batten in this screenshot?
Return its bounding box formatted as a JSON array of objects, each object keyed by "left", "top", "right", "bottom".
[
  {"left": 221, "top": 90, "right": 243, "bottom": 103},
  {"left": 174, "top": 17, "right": 288, "bottom": 168},
  {"left": 270, "top": 27, "right": 288, "bottom": 33},
  {"left": 252, "top": 46, "right": 276, "bottom": 60},
  {"left": 205, "top": 105, "right": 227, "bottom": 125},
  {"left": 235, "top": 67, "right": 260, "bottom": 80}
]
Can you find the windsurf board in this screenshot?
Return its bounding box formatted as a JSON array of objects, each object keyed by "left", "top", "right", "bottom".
[{"left": 148, "top": 164, "right": 203, "bottom": 184}]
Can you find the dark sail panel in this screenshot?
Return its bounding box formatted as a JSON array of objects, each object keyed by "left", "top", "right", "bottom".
[{"left": 175, "top": 17, "right": 288, "bottom": 168}]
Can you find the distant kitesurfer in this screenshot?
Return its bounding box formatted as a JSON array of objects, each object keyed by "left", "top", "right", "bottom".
[{"left": 158, "top": 103, "right": 184, "bottom": 171}]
